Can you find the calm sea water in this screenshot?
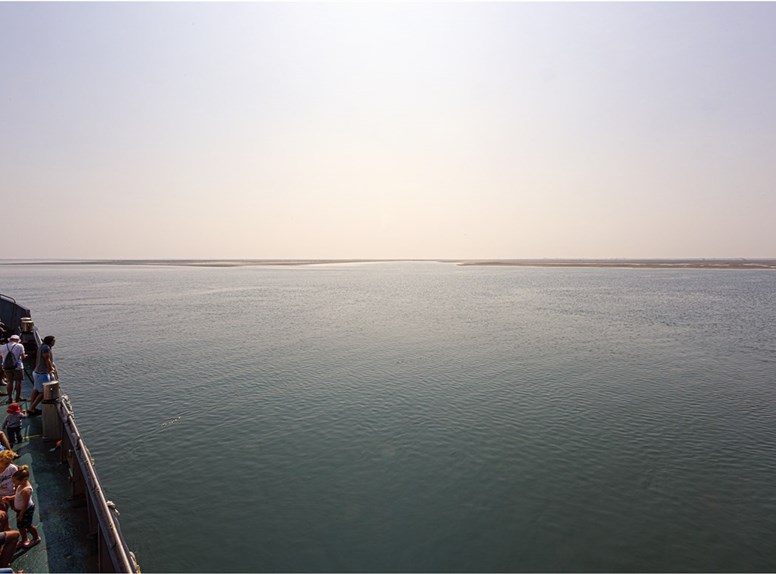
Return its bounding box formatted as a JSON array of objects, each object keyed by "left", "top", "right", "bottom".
[{"left": 3, "top": 262, "right": 776, "bottom": 572}]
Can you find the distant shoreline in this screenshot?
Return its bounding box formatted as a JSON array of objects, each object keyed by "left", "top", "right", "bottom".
[{"left": 2, "top": 259, "right": 776, "bottom": 270}]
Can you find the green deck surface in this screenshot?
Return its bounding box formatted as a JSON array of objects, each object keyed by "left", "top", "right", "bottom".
[{"left": 6, "top": 376, "right": 95, "bottom": 573}]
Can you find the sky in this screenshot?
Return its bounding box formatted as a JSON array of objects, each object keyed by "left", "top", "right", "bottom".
[{"left": 2, "top": 2, "right": 776, "bottom": 260}]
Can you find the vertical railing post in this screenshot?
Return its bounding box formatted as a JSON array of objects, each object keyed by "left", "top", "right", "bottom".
[{"left": 42, "top": 380, "right": 62, "bottom": 440}]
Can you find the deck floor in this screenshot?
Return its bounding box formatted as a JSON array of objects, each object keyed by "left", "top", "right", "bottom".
[{"left": 7, "top": 376, "right": 94, "bottom": 573}]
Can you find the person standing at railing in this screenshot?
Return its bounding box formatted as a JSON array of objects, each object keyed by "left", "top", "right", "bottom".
[
  {"left": 0, "top": 336, "right": 26, "bottom": 406},
  {"left": 29, "top": 335, "right": 56, "bottom": 417}
]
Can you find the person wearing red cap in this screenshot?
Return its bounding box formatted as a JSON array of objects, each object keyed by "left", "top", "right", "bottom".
[{"left": 1, "top": 406, "right": 22, "bottom": 450}]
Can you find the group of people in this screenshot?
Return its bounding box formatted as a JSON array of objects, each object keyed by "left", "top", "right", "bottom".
[
  {"left": 0, "top": 328, "right": 57, "bottom": 568},
  {"left": 0, "top": 450, "right": 40, "bottom": 568},
  {"left": 0, "top": 334, "right": 56, "bottom": 417}
]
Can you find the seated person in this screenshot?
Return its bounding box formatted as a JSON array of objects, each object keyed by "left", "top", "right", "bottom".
[{"left": 0, "top": 528, "right": 20, "bottom": 568}]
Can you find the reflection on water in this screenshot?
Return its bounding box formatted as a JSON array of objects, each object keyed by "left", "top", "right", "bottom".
[{"left": 4, "top": 263, "right": 776, "bottom": 572}]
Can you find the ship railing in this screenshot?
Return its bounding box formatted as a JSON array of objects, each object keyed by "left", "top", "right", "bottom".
[
  {"left": 50, "top": 391, "right": 141, "bottom": 573},
  {"left": 1, "top": 297, "right": 140, "bottom": 572}
]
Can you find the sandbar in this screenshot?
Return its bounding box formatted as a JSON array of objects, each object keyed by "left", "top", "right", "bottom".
[{"left": 456, "top": 259, "right": 776, "bottom": 270}]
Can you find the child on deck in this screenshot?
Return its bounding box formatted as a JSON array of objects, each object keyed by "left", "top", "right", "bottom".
[
  {"left": 1, "top": 466, "right": 39, "bottom": 549},
  {"left": 1, "top": 404, "right": 23, "bottom": 449}
]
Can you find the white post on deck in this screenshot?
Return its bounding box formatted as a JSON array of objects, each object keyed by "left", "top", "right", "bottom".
[{"left": 42, "top": 380, "right": 62, "bottom": 440}]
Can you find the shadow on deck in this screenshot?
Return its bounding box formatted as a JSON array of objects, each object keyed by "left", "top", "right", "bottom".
[{"left": 8, "top": 380, "right": 95, "bottom": 573}]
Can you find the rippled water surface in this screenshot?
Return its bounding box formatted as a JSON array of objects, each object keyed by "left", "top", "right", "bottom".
[{"left": 3, "top": 263, "right": 776, "bottom": 572}]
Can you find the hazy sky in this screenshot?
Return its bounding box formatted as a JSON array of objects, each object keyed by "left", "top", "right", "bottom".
[{"left": 2, "top": 2, "right": 775, "bottom": 260}]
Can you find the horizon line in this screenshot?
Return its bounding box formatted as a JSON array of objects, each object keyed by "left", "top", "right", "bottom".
[{"left": 3, "top": 257, "right": 776, "bottom": 271}]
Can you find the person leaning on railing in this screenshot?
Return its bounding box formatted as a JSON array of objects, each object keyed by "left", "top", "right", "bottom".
[{"left": 29, "top": 335, "right": 56, "bottom": 417}]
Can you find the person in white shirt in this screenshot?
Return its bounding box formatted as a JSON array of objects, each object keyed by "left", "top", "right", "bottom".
[
  {"left": 0, "top": 450, "right": 17, "bottom": 500},
  {"left": 0, "top": 336, "right": 26, "bottom": 404},
  {"left": 0, "top": 448, "right": 19, "bottom": 564}
]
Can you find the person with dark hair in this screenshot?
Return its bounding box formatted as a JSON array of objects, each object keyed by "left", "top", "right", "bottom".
[{"left": 29, "top": 335, "right": 56, "bottom": 416}]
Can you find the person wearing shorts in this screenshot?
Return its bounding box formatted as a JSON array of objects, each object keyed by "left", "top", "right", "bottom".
[
  {"left": 1, "top": 466, "right": 39, "bottom": 550},
  {"left": 30, "top": 335, "right": 56, "bottom": 416},
  {"left": 0, "top": 336, "right": 25, "bottom": 405},
  {"left": 16, "top": 502, "right": 34, "bottom": 531}
]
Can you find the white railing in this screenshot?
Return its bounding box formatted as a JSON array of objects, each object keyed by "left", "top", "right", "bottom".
[{"left": 53, "top": 394, "right": 140, "bottom": 573}]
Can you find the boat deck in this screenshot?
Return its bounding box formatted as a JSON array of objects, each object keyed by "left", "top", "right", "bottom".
[{"left": 7, "top": 376, "right": 94, "bottom": 573}]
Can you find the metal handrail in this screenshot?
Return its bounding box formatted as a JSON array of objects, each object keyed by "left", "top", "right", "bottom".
[
  {"left": 1, "top": 296, "right": 139, "bottom": 573},
  {"left": 57, "top": 395, "right": 140, "bottom": 573}
]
